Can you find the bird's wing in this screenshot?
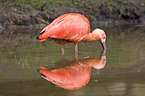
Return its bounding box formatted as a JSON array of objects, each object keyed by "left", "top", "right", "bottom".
[{"left": 39, "top": 13, "right": 90, "bottom": 43}]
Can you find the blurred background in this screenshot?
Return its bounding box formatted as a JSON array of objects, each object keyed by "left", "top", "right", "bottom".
[{"left": 0, "top": 0, "right": 145, "bottom": 30}]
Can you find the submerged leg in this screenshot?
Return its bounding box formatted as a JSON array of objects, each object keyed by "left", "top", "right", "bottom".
[
  {"left": 61, "top": 45, "right": 64, "bottom": 56},
  {"left": 75, "top": 43, "right": 78, "bottom": 59}
]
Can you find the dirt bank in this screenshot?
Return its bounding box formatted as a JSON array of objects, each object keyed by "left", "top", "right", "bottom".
[{"left": 0, "top": 0, "right": 145, "bottom": 30}]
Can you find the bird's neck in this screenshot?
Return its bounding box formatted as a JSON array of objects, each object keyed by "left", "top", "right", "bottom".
[{"left": 82, "top": 33, "right": 100, "bottom": 42}]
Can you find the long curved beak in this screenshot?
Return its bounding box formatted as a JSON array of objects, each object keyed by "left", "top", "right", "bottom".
[
  {"left": 102, "top": 42, "right": 106, "bottom": 50},
  {"left": 100, "top": 41, "right": 106, "bottom": 53}
]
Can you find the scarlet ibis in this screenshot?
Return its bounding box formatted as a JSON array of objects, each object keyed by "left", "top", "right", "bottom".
[
  {"left": 38, "top": 53, "right": 106, "bottom": 90},
  {"left": 36, "top": 13, "right": 106, "bottom": 57}
]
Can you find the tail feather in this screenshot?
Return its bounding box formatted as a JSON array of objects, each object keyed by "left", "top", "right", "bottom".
[
  {"left": 36, "top": 26, "right": 48, "bottom": 42},
  {"left": 36, "top": 35, "right": 47, "bottom": 42},
  {"left": 39, "top": 39, "right": 47, "bottom": 42},
  {"left": 39, "top": 66, "right": 47, "bottom": 70}
]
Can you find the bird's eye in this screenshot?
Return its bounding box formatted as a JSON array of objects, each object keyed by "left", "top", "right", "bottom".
[
  {"left": 104, "top": 59, "right": 106, "bottom": 62},
  {"left": 103, "top": 37, "right": 105, "bottom": 39}
]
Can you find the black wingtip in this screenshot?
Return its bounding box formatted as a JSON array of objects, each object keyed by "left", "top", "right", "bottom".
[{"left": 36, "top": 36, "right": 39, "bottom": 40}]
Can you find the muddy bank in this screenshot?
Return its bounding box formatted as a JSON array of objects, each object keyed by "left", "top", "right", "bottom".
[{"left": 0, "top": 0, "right": 145, "bottom": 30}]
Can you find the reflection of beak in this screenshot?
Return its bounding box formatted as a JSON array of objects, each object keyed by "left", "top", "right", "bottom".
[{"left": 100, "top": 40, "right": 106, "bottom": 54}]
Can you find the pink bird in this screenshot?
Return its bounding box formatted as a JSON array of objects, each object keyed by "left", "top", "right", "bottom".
[
  {"left": 38, "top": 53, "right": 106, "bottom": 90},
  {"left": 36, "top": 13, "right": 106, "bottom": 58}
]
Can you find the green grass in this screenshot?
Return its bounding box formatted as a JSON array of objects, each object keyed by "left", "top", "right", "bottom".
[
  {"left": 3, "top": 0, "right": 73, "bottom": 10},
  {"left": 2, "top": 0, "right": 145, "bottom": 10}
]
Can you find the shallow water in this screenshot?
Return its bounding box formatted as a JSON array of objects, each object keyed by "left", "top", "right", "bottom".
[{"left": 0, "top": 24, "right": 145, "bottom": 96}]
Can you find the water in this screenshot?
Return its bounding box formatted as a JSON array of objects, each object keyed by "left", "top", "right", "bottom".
[{"left": 0, "top": 24, "right": 145, "bottom": 96}]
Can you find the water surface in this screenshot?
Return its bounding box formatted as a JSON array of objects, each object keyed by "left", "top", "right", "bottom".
[{"left": 0, "top": 24, "right": 145, "bottom": 96}]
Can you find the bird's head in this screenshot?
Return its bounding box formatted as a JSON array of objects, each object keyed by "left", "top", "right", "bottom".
[{"left": 92, "top": 29, "right": 106, "bottom": 51}]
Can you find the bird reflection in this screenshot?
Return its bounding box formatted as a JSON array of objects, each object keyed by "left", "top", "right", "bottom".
[{"left": 38, "top": 52, "right": 106, "bottom": 90}]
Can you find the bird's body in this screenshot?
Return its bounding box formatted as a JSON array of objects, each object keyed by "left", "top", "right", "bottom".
[
  {"left": 36, "top": 13, "right": 106, "bottom": 58},
  {"left": 38, "top": 51, "right": 106, "bottom": 90},
  {"left": 37, "top": 13, "right": 90, "bottom": 43}
]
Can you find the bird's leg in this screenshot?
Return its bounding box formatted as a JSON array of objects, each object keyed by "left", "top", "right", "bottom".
[
  {"left": 75, "top": 43, "right": 78, "bottom": 59},
  {"left": 61, "top": 45, "right": 64, "bottom": 56}
]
